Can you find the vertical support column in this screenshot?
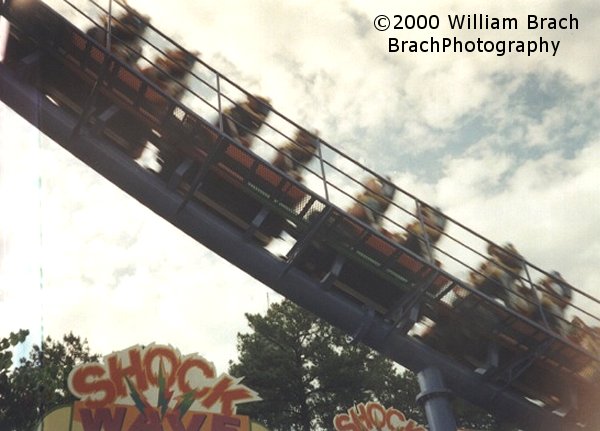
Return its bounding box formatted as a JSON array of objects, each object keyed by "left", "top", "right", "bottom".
[{"left": 416, "top": 367, "right": 457, "bottom": 431}]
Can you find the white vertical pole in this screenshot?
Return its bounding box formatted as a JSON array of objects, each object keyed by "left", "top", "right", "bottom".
[
  {"left": 106, "top": 0, "right": 113, "bottom": 51},
  {"left": 0, "top": 16, "right": 9, "bottom": 63}
]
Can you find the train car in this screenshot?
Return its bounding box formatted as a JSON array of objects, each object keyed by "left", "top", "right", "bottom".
[
  {"left": 3, "top": 0, "right": 454, "bottom": 320},
  {"left": 289, "top": 203, "right": 453, "bottom": 322},
  {"left": 1, "top": 0, "right": 312, "bottom": 245},
  {"left": 419, "top": 270, "right": 600, "bottom": 425}
]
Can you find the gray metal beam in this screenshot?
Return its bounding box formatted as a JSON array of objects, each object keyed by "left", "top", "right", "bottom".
[
  {"left": 0, "top": 62, "right": 584, "bottom": 431},
  {"left": 417, "top": 367, "right": 457, "bottom": 431}
]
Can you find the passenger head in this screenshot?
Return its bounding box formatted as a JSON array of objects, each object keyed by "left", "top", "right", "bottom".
[
  {"left": 119, "top": 7, "right": 150, "bottom": 33},
  {"left": 379, "top": 175, "right": 396, "bottom": 201},
  {"left": 295, "top": 128, "right": 320, "bottom": 151},
  {"left": 542, "top": 271, "right": 573, "bottom": 310},
  {"left": 245, "top": 94, "right": 272, "bottom": 120},
  {"left": 487, "top": 242, "right": 524, "bottom": 273},
  {"left": 361, "top": 175, "right": 395, "bottom": 201},
  {"left": 420, "top": 204, "right": 447, "bottom": 232},
  {"left": 99, "top": 5, "right": 150, "bottom": 35},
  {"left": 159, "top": 48, "right": 198, "bottom": 72},
  {"left": 569, "top": 318, "right": 600, "bottom": 365}
]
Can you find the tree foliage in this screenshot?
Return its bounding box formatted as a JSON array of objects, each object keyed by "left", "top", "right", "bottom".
[
  {"left": 0, "top": 331, "right": 99, "bottom": 431},
  {"left": 229, "top": 300, "right": 505, "bottom": 431},
  {"left": 228, "top": 300, "right": 422, "bottom": 430}
]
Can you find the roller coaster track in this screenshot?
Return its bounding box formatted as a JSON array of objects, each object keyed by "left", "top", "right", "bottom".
[{"left": 1, "top": 1, "right": 599, "bottom": 430}]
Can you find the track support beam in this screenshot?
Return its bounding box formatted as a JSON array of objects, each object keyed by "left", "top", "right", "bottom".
[{"left": 417, "top": 367, "right": 457, "bottom": 431}]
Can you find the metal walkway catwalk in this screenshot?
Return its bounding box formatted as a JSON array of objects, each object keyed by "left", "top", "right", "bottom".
[{"left": 1, "top": 1, "right": 599, "bottom": 430}]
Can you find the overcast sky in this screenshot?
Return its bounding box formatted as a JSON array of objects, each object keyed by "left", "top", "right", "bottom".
[{"left": 1, "top": 0, "right": 599, "bottom": 373}]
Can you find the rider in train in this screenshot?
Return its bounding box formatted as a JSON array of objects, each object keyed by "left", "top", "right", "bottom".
[
  {"left": 293, "top": 175, "right": 395, "bottom": 276},
  {"left": 271, "top": 128, "right": 320, "bottom": 181},
  {"left": 116, "top": 48, "right": 198, "bottom": 159},
  {"left": 347, "top": 175, "right": 396, "bottom": 229},
  {"left": 438, "top": 242, "right": 529, "bottom": 319},
  {"left": 220, "top": 94, "right": 272, "bottom": 149},
  {"left": 382, "top": 203, "right": 447, "bottom": 264},
  {"left": 536, "top": 271, "right": 573, "bottom": 336},
  {"left": 468, "top": 242, "right": 525, "bottom": 302},
  {"left": 465, "top": 244, "right": 574, "bottom": 337},
  {"left": 86, "top": 5, "right": 150, "bottom": 64},
  {"left": 140, "top": 48, "right": 198, "bottom": 102},
  {"left": 155, "top": 92, "right": 272, "bottom": 180},
  {"left": 568, "top": 316, "right": 600, "bottom": 381}
]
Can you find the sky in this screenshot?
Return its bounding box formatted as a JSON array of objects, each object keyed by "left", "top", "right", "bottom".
[{"left": 1, "top": 0, "right": 599, "bottom": 376}]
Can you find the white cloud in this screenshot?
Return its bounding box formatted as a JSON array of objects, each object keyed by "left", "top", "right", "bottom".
[{"left": 436, "top": 143, "right": 600, "bottom": 292}]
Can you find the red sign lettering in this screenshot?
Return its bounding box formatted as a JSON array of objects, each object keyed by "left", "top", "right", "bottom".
[
  {"left": 70, "top": 365, "right": 117, "bottom": 409},
  {"left": 67, "top": 345, "right": 259, "bottom": 414},
  {"left": 79, "top": 407, "right": 127, "bottom": 431},
  {"left": 165, "top": 412, "right": 207, "bottom": 431},
  {"left": 333, "top": 402, "right": 426, "bottom": 431}
]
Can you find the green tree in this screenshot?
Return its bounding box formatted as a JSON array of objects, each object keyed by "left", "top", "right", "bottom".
[
  {"left": 0, "top": 330, "right": 30, "bottom": 398},
  {"left": 0, "top": 331, "right": 99, "bottom": 431},
  {"left": 229, "top": 300, "right": 423, "bottom": 430},
  {"left": 229, "top": 300, "right": 505, "bottom": 431}
]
